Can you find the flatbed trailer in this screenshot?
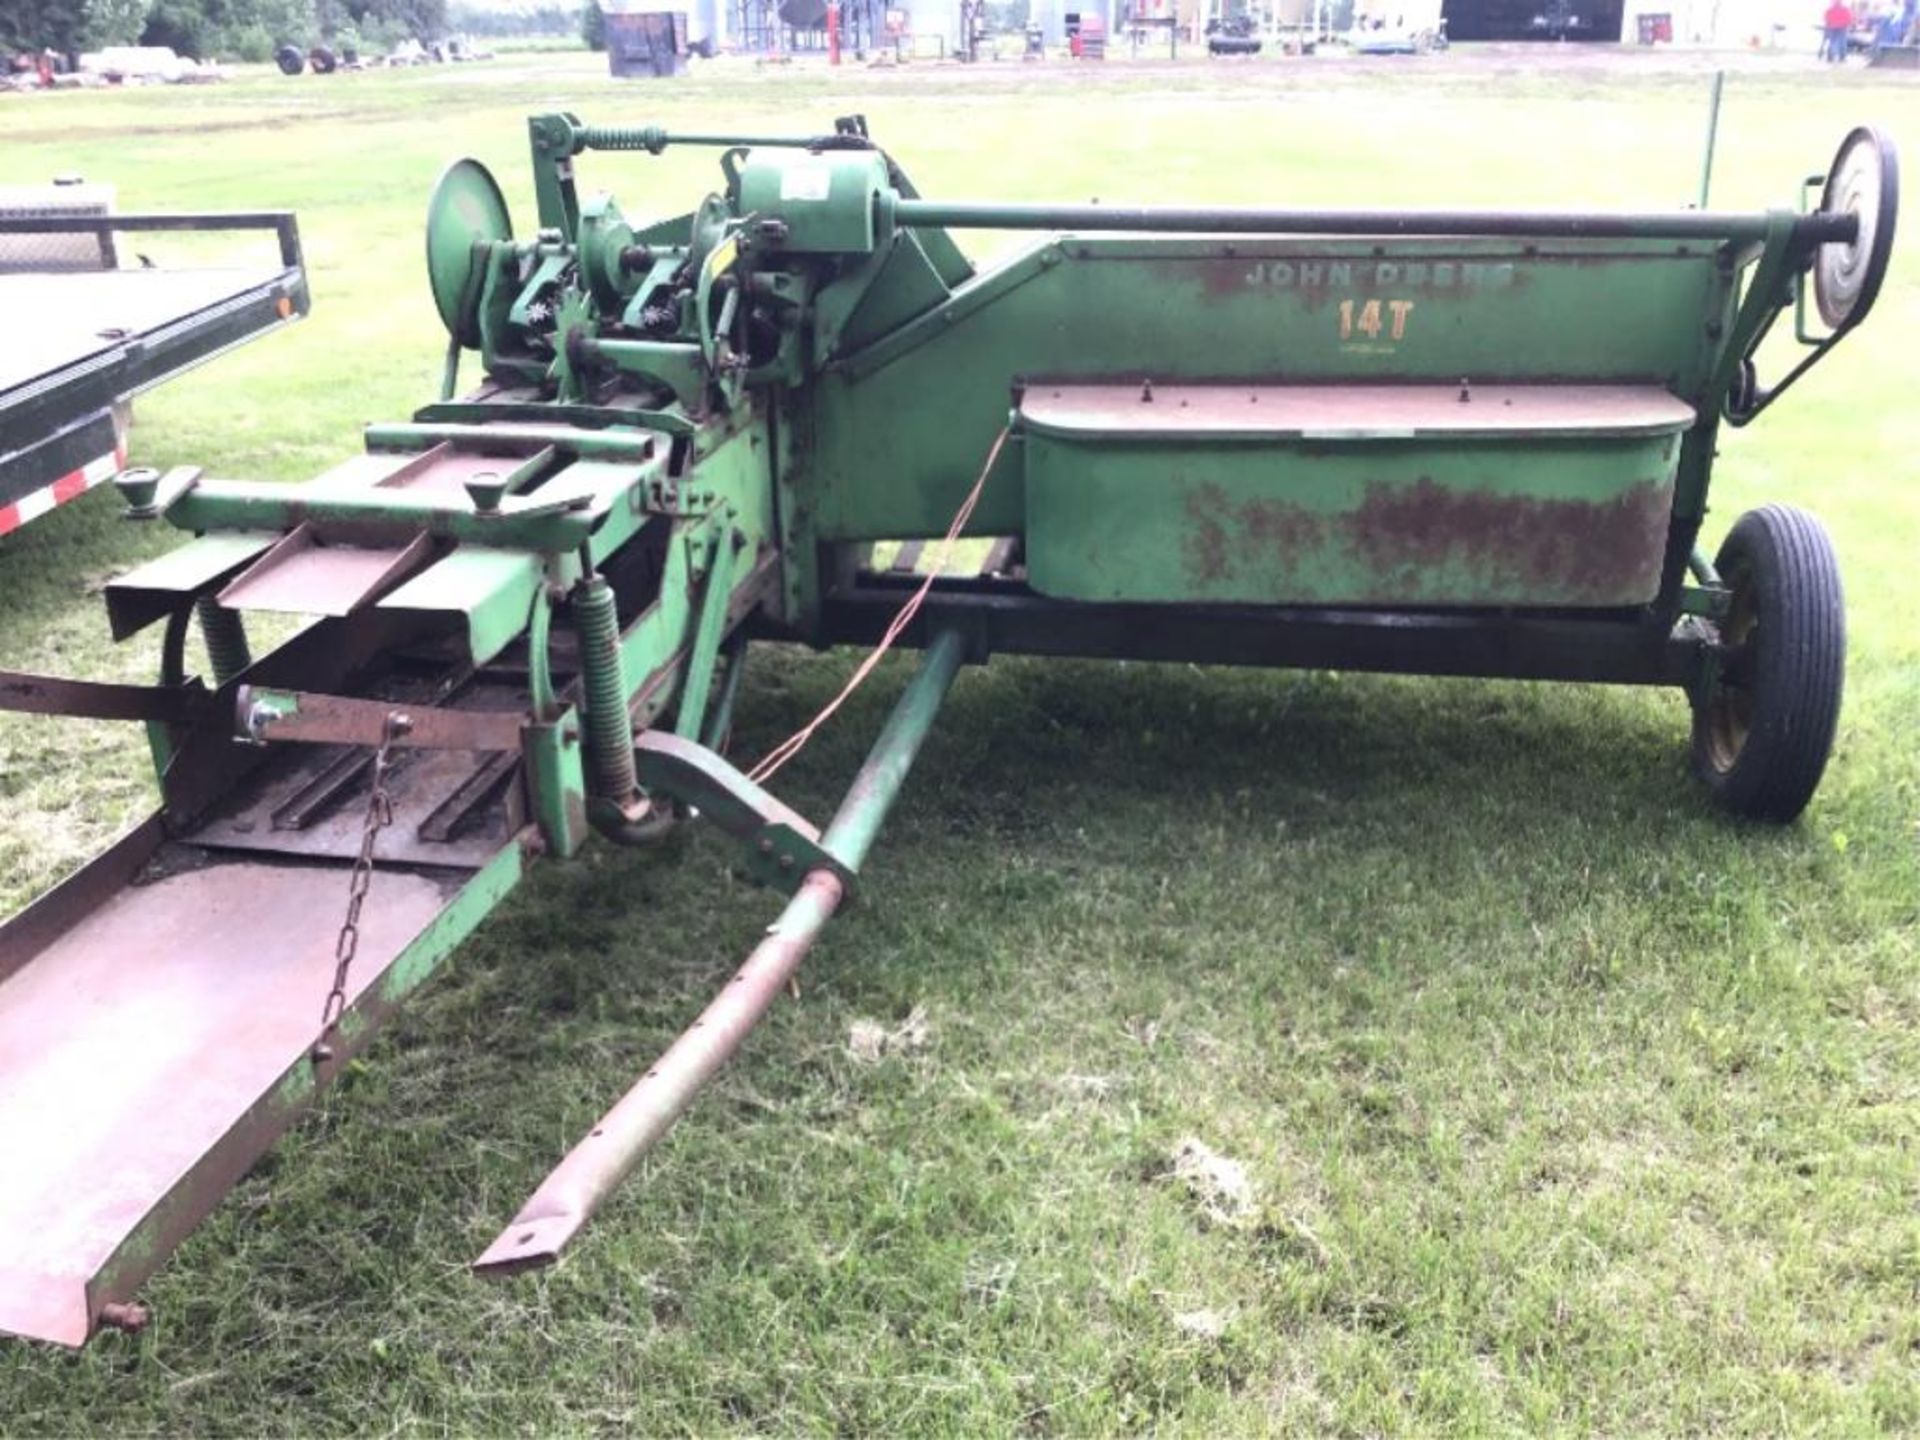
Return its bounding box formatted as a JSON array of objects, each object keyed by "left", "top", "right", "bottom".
[{"left": 0, "top": 210, "right": 308, "bottom": 537}]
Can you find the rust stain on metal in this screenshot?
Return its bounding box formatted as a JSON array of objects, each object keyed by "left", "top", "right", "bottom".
[
  {"left": 1182, "top": 481, "right": 1231, "bottom": 585},
  {"left": 1181, "top": 475, "right": 1673, "bottom": 605},
  {"left": 1180, "top": 480, "right": 1335, "bottom": 589},
  {"left": 1240, "top": 489, "right": 1330, "bottom": 556},
  {"left": 96, "top": 1302, "right": 150, "bottom": 1334},
  {"left": 1348, "top": 474, "right": 1672, "bottom": 603}
]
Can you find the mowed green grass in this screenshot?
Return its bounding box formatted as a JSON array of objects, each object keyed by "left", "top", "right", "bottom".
[{"left": 2, "top": 46, "right": 1917, "bottom": 1435}]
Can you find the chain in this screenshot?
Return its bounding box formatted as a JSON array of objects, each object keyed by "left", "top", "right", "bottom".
[{"left": 312, "top": 711, "right": 410, "bottom": 1062}]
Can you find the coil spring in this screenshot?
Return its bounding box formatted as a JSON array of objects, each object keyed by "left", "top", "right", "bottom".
[
  {"left": 577, "top": 125, "right": 669, "bottom": 155},
  {"left": 574, "top": 576, "right": 638, "bottom": 800},
  {"left": 195, "top": 595, "right": 252, "bottom": 686}
]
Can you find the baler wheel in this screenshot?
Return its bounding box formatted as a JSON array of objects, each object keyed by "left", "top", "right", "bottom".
[{"left": 1691, "top": 504, "right": 1845, "bottom": 822}]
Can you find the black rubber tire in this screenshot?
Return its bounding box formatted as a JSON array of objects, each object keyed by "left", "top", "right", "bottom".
[{"left": 1691, "top": 504, "right": 1845, "bottom": 822}]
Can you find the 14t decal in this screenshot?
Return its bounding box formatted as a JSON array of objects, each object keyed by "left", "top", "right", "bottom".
[{"left": 1338, "top": 298, "right": 1414, "bottom": 342}]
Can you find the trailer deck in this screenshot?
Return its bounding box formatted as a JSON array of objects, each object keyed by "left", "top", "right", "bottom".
[{"left": 0, "top": 212, "right": 307, "bottom": 536}]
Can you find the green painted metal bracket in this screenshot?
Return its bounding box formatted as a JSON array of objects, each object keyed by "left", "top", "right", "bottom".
[
  {"left": 478, "top": 249, "right": 547, "bottom": 387},
  {"left": 673, "top": 522, "right": 742, "bottom": 740},
  {"left": 163, "top": 444, "right": 666, "bottom": 563},
  {"left": 633, "top": 730, "right": 849, "bottom": 895},
  {"left": 378, "top": 547, "right": 549, "bottom": 668},
  {"left": 618, "top": 249, "right": 692, "bottom": 329},
  {"left": 813, "top": 230, "right": 952, "bottom": 365},
  {"left": 164, "top": 479, "right": 602, "bottom": 553},
  {"left": 695, "top": 229, "right": 742, "bottom": 376},
  {"left": 529, "top": 112, "right": 584, "bottom": 237},
  {"left": 577, "top": 191, "right": 638, "bottom": 314},
  {"left": 410, "top": 400, "right": 697, "bottom": 438},
  {"left": 1681, "top": 625, "right": 1734, "bottom": 710},
  {"left": 1679, "top": 546, "right": 1732, "bottom": 620},
  {"left": 583, "top": 337, "right": 709, "bottom": 413},
  {"left": 701, "top": 637, "right": 749, "bottom": 751},
  {"left": 527, "top": 583, "right": 560, "bottom": 720},
  {"left": 616, "top": 515, "right": 708, "bottom": 696},
  {"left": 550, "top": 290, "right": 596, "bottom": 404},
  {"left": 622, "top": 552, "right": 781, "bottom": 737},
  {"left": 771, "top": 399, "right": 813, "bottom": 630},
  {"left": 525, "top": 713, "right": 589, "bottom": 858},
  {"left": 363, "top": 421, "right": 659, "bottom": 461},
  {"left": 1709, "top": 211, "right": 1802, "bottom": 415},
  {"left": 1678, "top": 584, "right": 1732, "bottom": 620},
  {"left": 830, "top": 239, "right": 1058, "bottom": 383},
  {"left": 613, "top": 425, "right": 778, "bottom": 714},
  {"left": 440, "top": 335, "right": 463, "bottom": 402}
]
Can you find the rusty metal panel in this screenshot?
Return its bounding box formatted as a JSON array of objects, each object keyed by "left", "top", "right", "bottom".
[
  {"left": 1022, "top": 428, "right": 1684, "bottom": 608},
  {"left": 0, "top": 851, "right": 478, "bottom": 1346},
  {"left": 0, "top": 672, "right": 206, "bottom": 723},
  {"left": 105, "top": 531, "right": 278, "bottom": 640},
  {"left": 218, "top": 524, "right": 437, "bottom": 616},
  {"left": 0, "top": 817, "right": 165, "bottom": 988}
]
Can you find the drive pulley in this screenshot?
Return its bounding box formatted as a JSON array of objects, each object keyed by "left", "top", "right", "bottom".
[
  {"left": 1813, "top": 125, "right": 1898, "bottom": 331},
  {"left": 425, "top": 156, "right": 514, "bottom": 347}
]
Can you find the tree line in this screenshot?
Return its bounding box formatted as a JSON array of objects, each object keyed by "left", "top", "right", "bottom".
[{"left": 1, "top": 0, "right": 455, "bottom": 63}]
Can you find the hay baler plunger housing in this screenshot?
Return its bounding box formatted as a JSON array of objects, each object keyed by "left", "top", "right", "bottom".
[{"left": 0, "top": 111, "right": 1897, "bottom": 1344}]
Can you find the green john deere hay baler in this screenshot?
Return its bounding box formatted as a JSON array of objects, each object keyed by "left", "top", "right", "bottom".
[{"left": 0, "top": 109, "right": 1896, "bottom": 1344}]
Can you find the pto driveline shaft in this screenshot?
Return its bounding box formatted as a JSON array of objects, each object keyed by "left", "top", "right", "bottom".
[{"left": 890, "top": 200, "right": 1857, "bottom": 245}]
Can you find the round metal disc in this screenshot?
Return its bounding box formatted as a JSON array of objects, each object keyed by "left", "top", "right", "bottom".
[
  {"left": 686, "top": 193, "right": 731, "bottom": 274},
  {"left": 1814, "top": 126, "right": 1899, "bottom": 331},
  {"left": 425, "top": 157, "right": 513, "bottom": 347}
]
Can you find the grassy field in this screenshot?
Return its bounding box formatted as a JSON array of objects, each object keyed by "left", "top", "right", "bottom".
[{"left": 2, "top": 44, "right": 1917, "bottom": 1435}]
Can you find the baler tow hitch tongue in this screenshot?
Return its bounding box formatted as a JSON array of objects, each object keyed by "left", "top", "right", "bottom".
[
  {"left": 475, "top": 628, "right": 965, "bottom": 1275},
  {"left": 0, "top": 104, "right": 1898, "bottom": 1343}
]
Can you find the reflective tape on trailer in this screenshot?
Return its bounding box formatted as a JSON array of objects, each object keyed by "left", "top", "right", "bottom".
[{"left": 0, "top": 448, "right": 124, "bottom": 538}]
